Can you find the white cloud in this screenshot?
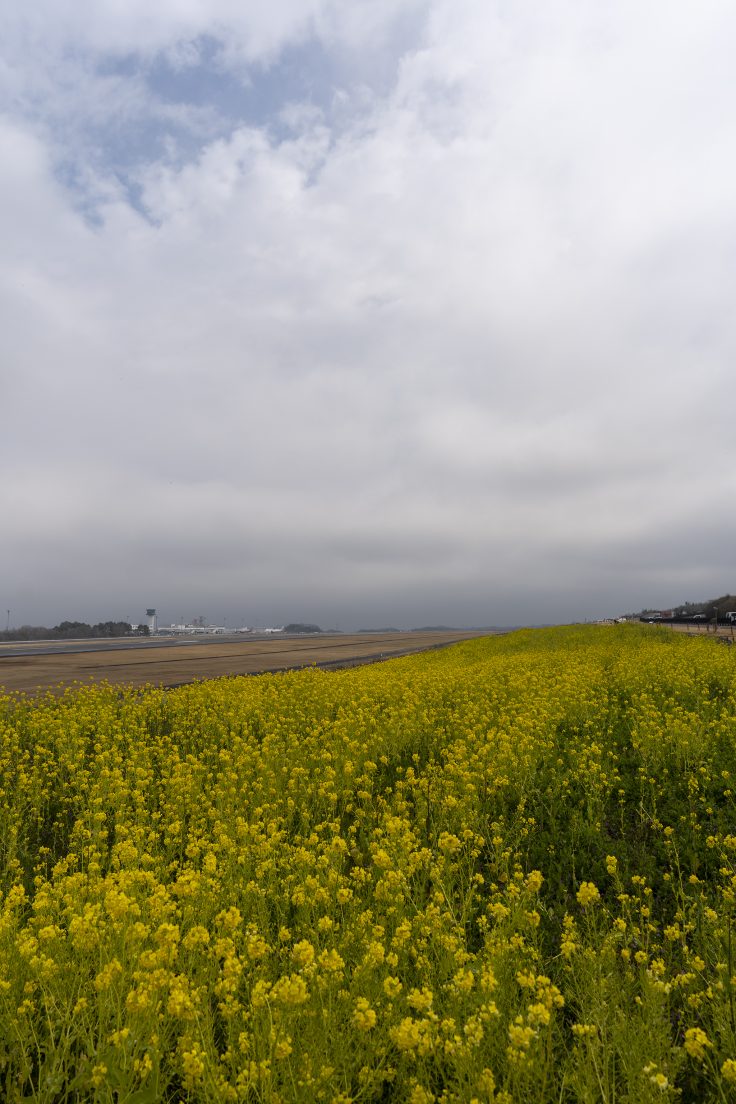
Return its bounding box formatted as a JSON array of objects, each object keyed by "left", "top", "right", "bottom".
[{"left": 1, "top": 1, "right": 736, "bottom": 627}]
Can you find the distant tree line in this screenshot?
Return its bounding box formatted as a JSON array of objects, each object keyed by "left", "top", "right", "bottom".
[
  {"left": 0, "top": 621, "right": 149, "bottom": 642},
  {"left": 637, "top": 593, "right": 735, "bottom": 621}
]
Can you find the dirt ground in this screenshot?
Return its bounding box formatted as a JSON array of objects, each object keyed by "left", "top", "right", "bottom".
[
  {"left": 0, "top": 632, "right": 491, "bottom": 696},
  {"left": 664, "top": 622, "right": 736, "bottom": 641}
]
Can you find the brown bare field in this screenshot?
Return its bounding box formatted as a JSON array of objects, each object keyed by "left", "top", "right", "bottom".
[{"left": 0, "top": 632, "right": 491, "bottom": 695}]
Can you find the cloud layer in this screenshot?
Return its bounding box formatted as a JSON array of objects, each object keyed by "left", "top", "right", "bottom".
[{"left": 2, "top": 1, "right": 735, "bottom": 628}]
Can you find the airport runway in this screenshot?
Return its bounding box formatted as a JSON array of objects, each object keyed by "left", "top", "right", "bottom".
[
  {"left": 0, "top": 631, "right": 492, "bottom": 695},
  {"left": 0, "top": 633, "right": 274, "bottom": 658}
]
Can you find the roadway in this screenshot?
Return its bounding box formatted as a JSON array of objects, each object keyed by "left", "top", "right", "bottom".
[{"left": 0, "top": 633, "right": 288, "bottom": 658}]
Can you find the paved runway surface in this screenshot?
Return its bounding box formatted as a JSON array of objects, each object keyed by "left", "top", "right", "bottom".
[
  {"left": 0, "top": 631, "right": 492, "bottom": 694},
  {"left": 0, "top": 634, "right": 262, "bottom": 658}
]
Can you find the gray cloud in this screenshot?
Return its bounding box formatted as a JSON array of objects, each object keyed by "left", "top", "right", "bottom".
[{"left": 2, "top": 1, "right": 736, "bottom": 630}]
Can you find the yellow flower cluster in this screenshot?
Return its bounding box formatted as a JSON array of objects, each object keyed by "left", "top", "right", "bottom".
[
  {"left": 576, "top": 882, "right": 601, "bottom": 908},
  {"left": 0, "top": 624, "right": 735, "bottom": 1100}
]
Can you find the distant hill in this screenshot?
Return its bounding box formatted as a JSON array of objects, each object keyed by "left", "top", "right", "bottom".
[{"left": 283, "top": 623, "right": 322, "bottom": 634}]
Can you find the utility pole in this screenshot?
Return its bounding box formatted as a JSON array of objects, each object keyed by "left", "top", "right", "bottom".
[{"left": 6, "top": 610, "right": 9, "bottom": 632}]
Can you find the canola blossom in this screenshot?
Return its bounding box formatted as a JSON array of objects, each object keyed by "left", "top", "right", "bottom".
[{"left": 1, "top": 624, "right": 736, "bottom": 1101}]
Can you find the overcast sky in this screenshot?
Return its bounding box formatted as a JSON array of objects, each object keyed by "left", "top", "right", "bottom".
[{"left": 2, "top": 1, "right": 735, "bottom": 630}]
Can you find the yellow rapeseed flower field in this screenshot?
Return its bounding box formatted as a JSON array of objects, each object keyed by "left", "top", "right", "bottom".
[{"left": 1, "top": 624, "right": 736, "bottom": 1102}]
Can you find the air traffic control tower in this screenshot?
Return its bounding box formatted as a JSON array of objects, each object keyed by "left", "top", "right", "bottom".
[{"left": 146, "top": 608, "right": 158, "bottom": 634}]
